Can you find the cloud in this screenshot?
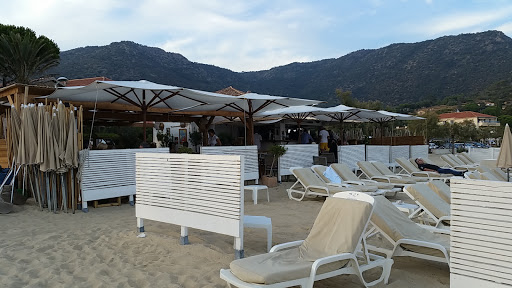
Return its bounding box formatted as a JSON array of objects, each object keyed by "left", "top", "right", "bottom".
[
  {"left": 412, "top": 6, "right": 512, "bottom": 36},
  {"left": 496, "top": 22, "right": 512, "bottom": 35},
  {"left": 425, "top": 0, "right": 433, "bottom": 4}
]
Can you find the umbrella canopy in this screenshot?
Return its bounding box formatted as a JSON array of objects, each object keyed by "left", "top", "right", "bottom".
[
  {"left": 497, "top": 124, "right": 512, "bottom": 181},
  {"left": 64, "top": 109, "right": 79, "bottom": 168},
  {"left": 17, "top": 104, "right": 38, "bottom": 165}
]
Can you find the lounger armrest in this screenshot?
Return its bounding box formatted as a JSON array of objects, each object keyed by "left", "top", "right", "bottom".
[
  {"left": 307, "top": 185, "right": 330, "bottom": 194},
  {"left": 396, "top": 173, "right": 411, "bottom": 177},
  {"left": 310, "top": 253, "right": 356, "bottom": 275},
  {"left": 411, "top": 171, "right": 437, "bottom": 177},
  {"left": 418, "top": 224, "right": 451, "bottom": 235},
  {"left": 370, "top": 176, "right": 391, "bottom": 183},
  {"left": 385, "top": 175, "right": 402, "bottom": 179},
  {"left": 269, "top": 240, "right": 304, "bottom": 252},
  {"left": 362, "top": 179, "right": 379, "bottom": 184},
  {"left": 326, "top": 183, "right": 350, "bottom": 188},
  {"left": 395, "top": 239, "right": 449, "bottom": 258},
  {"left": 344, "top": 180, "right": 367, "bottom": 186}
]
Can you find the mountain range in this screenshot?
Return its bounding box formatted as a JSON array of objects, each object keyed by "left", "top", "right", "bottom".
[{"left": 51, "top": 30, "right": 512, "bottom": 105}]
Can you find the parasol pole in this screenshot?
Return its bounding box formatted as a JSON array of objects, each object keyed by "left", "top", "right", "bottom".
[
  {"left": 60, "top": 173, "right": 67, "bottom": 213},
  {"left": 45, "top": 172, "right": 51, "bottom": 212},
  {"left": 71, "top": 169, "right": 75, "bottom": 214},
  {"left": 52, "top": 172, "right": 57, "bottom": 213},
  {"left": 32, "top": 166, "right": 43, "bottom": 211}
]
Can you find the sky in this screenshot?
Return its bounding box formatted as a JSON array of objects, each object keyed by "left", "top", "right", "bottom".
[{"left": 2, "top": 0, "right": 512, "bottom": 72}]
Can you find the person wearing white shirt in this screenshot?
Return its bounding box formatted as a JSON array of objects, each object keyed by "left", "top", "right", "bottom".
[{"left": 318, "top": 127, "right": 329, "bottom": 152}]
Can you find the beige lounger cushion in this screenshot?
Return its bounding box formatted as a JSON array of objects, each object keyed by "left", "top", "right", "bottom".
[
  {"left": 358, "top": 161, "right": 416, "bottom": 184},
  {"left": 312, "top": 165, "right": 378, "bottom": 192},
  {"left": 372, "top": 196, "right": 450, "bottom": 258},
  {"left": 292, "top": 168, "right": 351, "bottom": 194},
  {"left": 407, "top": 184, "right": 450, "bottom": 221},
  {"left": 426, "top": 181, "right": 451, "bottom": 204},
  {"left": 230, "top": 197, "right": 372, "bottom": 284},
  {"left": 373, "top": 161, "right": 427, "bottom": 182},
  {"left": 331, "top": 164, "right": 395, "bottom": 190}
]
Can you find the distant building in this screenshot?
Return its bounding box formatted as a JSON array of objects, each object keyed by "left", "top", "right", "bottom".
[{"left": 438, "top": 111, "right": 500, "bottom": 128}]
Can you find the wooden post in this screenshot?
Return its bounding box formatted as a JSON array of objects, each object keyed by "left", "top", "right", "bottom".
[{"left": 23, "top": 86, "right": 29, "bottom": 105}]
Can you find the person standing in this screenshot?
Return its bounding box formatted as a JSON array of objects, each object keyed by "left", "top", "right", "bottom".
[
  {"left": 208, "top": 129, "right": 222, "bottom": 146},
  {"left": 318, "top": 127, "right": 329, "bottom": 152},
  {"left": 300, "top": 129, "right": 314, "bottom": 144},
  {"left": 254, "top": 132, "right": 263, "bottom": 151}
]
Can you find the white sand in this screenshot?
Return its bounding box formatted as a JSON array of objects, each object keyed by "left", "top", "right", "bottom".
[{"left": 0, "top": 182, "right": 449, "bottom": 288}]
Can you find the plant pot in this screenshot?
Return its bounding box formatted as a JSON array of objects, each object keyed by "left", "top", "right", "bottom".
[{"left": 261, "top": 175, "right": 278, "bottom": 188}]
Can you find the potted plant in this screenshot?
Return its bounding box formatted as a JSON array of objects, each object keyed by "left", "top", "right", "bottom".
[{"left": 261, "top": 145, "right": 287, "bottom": 187}]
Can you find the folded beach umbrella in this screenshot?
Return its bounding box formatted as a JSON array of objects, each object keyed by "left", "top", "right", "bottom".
[
  {"left": 497, "top": 124, "right": 512, "bottom": 182},
  {"left": 17, "top": 104, "right": 38, "bottom": 165},
  {"left": 64, "top": 109, "right": 78, "bottom": 168},
  {"left": 40, "top": 110, "right": 60, "bottom": 172},
  {"left": 9, "top": 105, "right": 21, "bottom": 165},
  {"left": 35, "top": 104, "right": 46, "bottom": 165},
  {"left": 57, "top": 102, "right": 69, "bottom": 174}
]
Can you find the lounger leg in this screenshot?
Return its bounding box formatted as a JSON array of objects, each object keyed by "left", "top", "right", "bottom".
[
  {"left": 82, "top": 200, "right": 88, "bottom": 213},
  {"left": 180, "top": 226, "right": 189, "bottom": 245},
  {"left": 137, "top": 218, "right": 144, "bottom": 232},
  {"left": 234, "top": 237, "right": 244, "bottom": 259},
  {"left": 266, "top": 187, "right": 270, "bottom": 202},
  {"left": 129, "top": 195, "right": 134, "bottom": 206},
  {"left": 383, "top": 259, "right": 393, "bottom": 284}
]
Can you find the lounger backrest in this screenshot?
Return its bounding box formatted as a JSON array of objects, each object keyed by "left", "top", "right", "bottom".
[
  {"left": 357, "top": 161, "right": 384, "bottom": 178},
  {"left": 372, "top": 161, "right": 395, "bottom": 175},
  {"left": 457, "top": 153, "right": 472, "bottom": 165},
  {"left": 480, "top": 172, "right": 501, "bottom": 181},
  {"left": 426, "top": 181, "right": 451, "bottom": 204},
  {"left": 330, "top": 163, "right": 360, "bottom": 182},
  {"left": 396, "top": 157, "right": 418, "bottom": 173},
  {"left": 440, "top": 155, "right": 456, "bottom": 167},
  {"left": 406, "top": 184, "right": 450, "bottom": 219},
  {"left": 311, "top": 165, "right": 330, "bottom": 183},
  {"left": 291, "top": 168, "right": 328, "bottom": 188},
  {"left": 448, "top": 154, "right": 465, "bottom": 165},
  {"left": 371, "top": 196, "right": 430, "bottom": 242},
  {"left": 299, "top": 196, "right": 373, "bottom": 260},
  {"left": 478, "top": 166, "right": 507, "bottom": 181}
]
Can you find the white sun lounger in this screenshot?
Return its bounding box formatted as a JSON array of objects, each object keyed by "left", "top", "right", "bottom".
[
  {"left": 287, "top": 167, "right": 352, "bottom": 201},
  {"left": 330, "top": 163, "right": 401, "bottom": 196},
  {"left": 366, "top": 196, "right": 450, "bottom": 266},
  {"left": 220, "top": 192, "right": 393, "bottom": 288},
  {"left": 310, "top": 165, "right": 386, "bottom": 196},
  {"left": 403, "top": 184, "right": 451, "bottom": 228}
]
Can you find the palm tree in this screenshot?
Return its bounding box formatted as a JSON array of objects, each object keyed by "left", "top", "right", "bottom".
[{"left": 0, "top": 27, "right": 60, "bottom": 85}]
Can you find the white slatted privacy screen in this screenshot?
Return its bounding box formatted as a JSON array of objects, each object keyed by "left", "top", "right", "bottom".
[
  {"left": 338, "top": 145, "right": 366, "bottom": 170},
  {"left": 468, "top": 147, "right": 501, "bottom": 162},
  {"left": 410, "top": 145, "right": 428, "bottom": 160},
  {"left": 366, "top": 145, "right": 391, "bottom": 165},
  {"left": 79, "top": 148, "right": 170, "bottom": 212},
  {"left": 451, "top": 179, "right": 512, "bottom": 288},
  {"left": 135, "top": 153, "right": 244, "bottom": 240},
  {"left": 278, "top": 144, "right": 318, "bottom": 180},
  {"left": 390, "top": 145, "right": 410, "bottom": 164},
  {"left": 200, "top": 145, "right": 259, "bottom": 181},
  {"left": 80, "top": 149, "right": 136, "bottom": 211}
]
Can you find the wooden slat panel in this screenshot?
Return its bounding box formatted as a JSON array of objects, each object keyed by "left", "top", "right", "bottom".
[
  {"left": 279, "top": 144, "right": 318, "bottom": 176},
  {"left": 200, "top": 145, "right": 258, "bottom": 181},
  {"left": 135, "top": 153, "right": 243, "bottom": 238},
  {"left": 409, "top": 145, "right": 428, "bottom": 160},
  {"left": 366, "top": 145, "right": 390, "bottom": 165},
  {"left": 451, "top": 179, "right": 512, "bottom": 288},
  {"left": 338, "top": 145, "right": 365, "bottom": 170},
  {"left": 390, "top": 145, "right": 410, "bottom": 164}
]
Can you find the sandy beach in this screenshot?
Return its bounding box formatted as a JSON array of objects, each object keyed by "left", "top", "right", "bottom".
[{"left": 0, "top": 181, "right": 449, "bottom": 288}]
